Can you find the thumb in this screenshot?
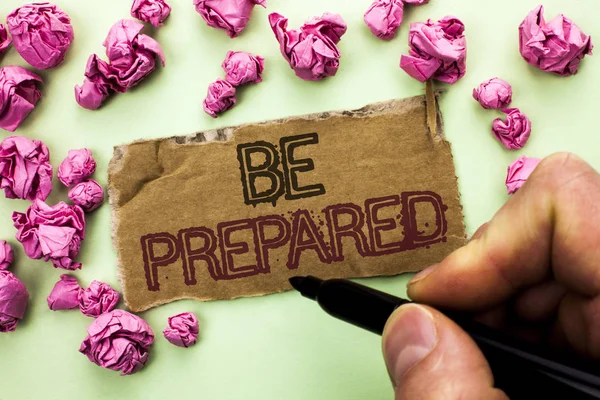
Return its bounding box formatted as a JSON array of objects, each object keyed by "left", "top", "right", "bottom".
[{"left": 382, "top": 304, "right": 508, "bottom": 400}]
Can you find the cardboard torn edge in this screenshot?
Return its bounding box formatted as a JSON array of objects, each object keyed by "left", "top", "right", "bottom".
[
  {"left": 109, "top": 96, "right": 432, "bottom": 157},
  {"left": 108, "top": 129, "right": 240, "bottom": 308},
  {"left": 107, "top": 96, "right": 460, "bottom": 312},
  {"left": 425, "top": 80, "right": 446, "bottom": 142},
  {"left": 108, "top": 152, "right": 128, "bottom": 310}
]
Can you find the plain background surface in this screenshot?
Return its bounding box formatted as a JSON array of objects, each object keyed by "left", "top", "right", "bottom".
[{"left": 0, "top": 0, "right": 598, "bottom": 399}]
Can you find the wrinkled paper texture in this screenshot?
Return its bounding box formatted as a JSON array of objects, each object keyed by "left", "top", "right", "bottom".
[
  {"left": 58, "top": 148, "right": 97, "bottom": 186},
  {"left": 0, "top": 241, "right": 13, "bottom": 270},
  {"left": 203, "top": 79, "right": 236, "bottom": 118},
  {"left": 194, "top": 0, "right": 266, "bottom": 38},
  {"left": 47, "top": 274, "right": 81, "bottom": 310},
  {"left": 75, "top": 20, "right": 165, "bottom": 110},
  {"left": 364, "top": 0, "right": 405, "bottom": 40},
  {"left": 0, "top": 270, "right": 28, "bottom": 332},
  {"left": 79, "top": 280, "right": 120, "bottom": 317},
  {"left": 79, "top": 309, "right": 154, "bottom": 375},
  {"left": 13, "top": 200, "right": 85, "bottom": 270},
  {"left": 473, "top": 78, "right": 512, "bottom": 110},
  {"left": 0, "top": 135, "right": 52, "bottom": 200},
  {"left": 0, "top": 67, "right": 43, "bottom": 132},
  {"left": 6, "top": 2, "right": 74, "bottom": 69},
  {"left": 69, "top": 180, "right": 104, "bottom": 212},
  {"left": 222, "top": 51, "right": 264, "bottom": 86},
  {"left": 506, "top": 156, "right": 541, "bottom": 194},
  {"left": 269, "top": 12, "right": 347, "bottom": 81},
  {"left": 131, "top": 0, "right": 171, "bottom": 27},
  {"left": 400, "top": 16, "right": 466, "bottom": 83},
  {"left": 519, "top": 5, "right": 593, "bottom": 76},
  {"left": 163, "top": 312, "right": 199, "bottom": 347},
  {"left": 0, "top": 24, "right": 11, "bottom": 56},
  {"left": 492, "top": 108, "right": 531, "bottom": 150}
]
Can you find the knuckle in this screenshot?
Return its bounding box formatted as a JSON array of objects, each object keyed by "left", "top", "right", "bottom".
[
  {"left": 530, "top": 152, "right": 598, "bottom": 195},
  {"left": 535, "top": 152, "right": 589, "bottom": 180},
  {"left": 539, "top": 152, "right": 587, "bottom": 172},
  {"left": 582, "top": 297, "right": 600, "bottom": 358}
]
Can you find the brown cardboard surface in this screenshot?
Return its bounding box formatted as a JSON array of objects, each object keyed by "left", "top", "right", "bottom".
[{"left": 108, "top": 95, "right": 466, "bottom": 312}]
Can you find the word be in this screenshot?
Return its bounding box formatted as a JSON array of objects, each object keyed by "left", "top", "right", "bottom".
[{"left": 237, "top": 133, "right": 325, "bottom": 206}]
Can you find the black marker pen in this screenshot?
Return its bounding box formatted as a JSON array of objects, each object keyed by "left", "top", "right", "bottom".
[{"left": 290, "top": 276, "right": 600, "bottom": 400}]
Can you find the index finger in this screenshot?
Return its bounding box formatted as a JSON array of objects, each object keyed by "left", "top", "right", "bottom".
[{"left": 407, "top": 153, "right": 600, "bottom": 311}]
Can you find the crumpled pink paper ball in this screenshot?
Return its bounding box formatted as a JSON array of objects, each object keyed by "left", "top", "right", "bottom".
[
  {"left": 0, "top": 66, "right": 43, "bottom": 132},
  {"left": 0, "top": 270, "right": 29, "bottom": 332},
  {"left": 79, "top": 309, "right": 154, "bottom": 375},
  {"left": 79, "top": 280, "right": 120, "bottom": 318},
  {"left": 0, "top": 136, "right": 52, "bottom": 201},
  {"left": 194, "top": 0, "right": 266, "bottom": 38},
  {"left": 222, "top": 51, "right": 264, "bottom": 86},
  {"left": 0, "top": 241, "right": 14, "bottom": 271},
  {"left": 400, "top": 16, "right": 467, "bottom": 84},
  {"left": 364, "top": 0, "right": 404, "bottom": 40},
  {"left": 6, "top": 2, "right": 74, "bottom": 70},
  {"left": 103, "top": 20, "right": 166, "bottom": 90},
  {"left": 270, "top": 12, "right": 347, "bottom": 81},
  {"left": 74, "top": 55, "right": 116, "bottom": 111},
  {"left": 203, "top": 79, "right": 236, "bottom": 118},
  {"left": 519, "top": 5, "right": 593, "bottom": 76},
  {"left": 12, "top": 200, "right": 86, "bottom": 270},
  {"left": 0, "top": 24, "right": 11, "bottom": 56},
  {"left": 131, "top": 0, "right": 171, "bottom": 27},
  {"left": 58, "top": 149, "right": 97, "bottom": 187},
  {"left": 163, "top": 312, "right": 199, "bottom": 348},
  {"left": 68, "top": 180, "right": 104, "bottom": 212},
  {"left": 365, "top": 0, "right": 431, "bottom": 40},
  {"left": 473, "top": 78, "right": 513, "bottom": 110},
  {"left": 492, "top": 108, "right": 532, "bottom": 150},
  {"left": 75, "top": 20, "right": 165, "bottom": 110},
  {"left": 506, "top": 156, "right": 541, "bottom": 195},
  {"left": 47, "top": 274, "right": 81, "bottom": 311}
]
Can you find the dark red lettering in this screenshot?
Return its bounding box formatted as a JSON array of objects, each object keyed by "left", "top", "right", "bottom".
[
  {"left": 217, "top": 219, "right": 260, "bottom": 280},
  {"left": 365, "top": 195, "right": 404, "bottom": 255},
  {"left": 323, "top": 203, "right": 369, "bottom": 261},
  {"left": 287, "top": 210, "right": 332, "bottom": 269},
  {"left": 140, "top": 233, "right": 181, "bottom": 291},
  {"left": 178, "top": 227, "right": 220, "bottom": 284},
  {"left": 400, "top": 191, "right": 448, "bottom": 249},
  {"left": 139, "top": 191, "right": 451, "bottom": 287},
  {"left": 252, "top": 215, "right": 291, "bottom": 274}
]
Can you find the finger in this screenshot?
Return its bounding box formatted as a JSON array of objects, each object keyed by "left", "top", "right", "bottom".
[
  {"left": 558, "top": 294, "right": 600, "bottom": 358},
  {"left": 382, "top": 304, "right": 507, "bottom": 400},
  {"left": 475, "top": 305, "right": 508, "bottom": 329},
  {"left": 513, "top": 280, "right": 566, "bottom": 322},
  {"left": 475, "top": 306, "right": 550, "bottom": 343},
  {"left": 408, "top": 153, "right": 600, "bottom": 310},
  {"left": 547, "top": 320, "right": 570, "bottom": 350},
  {"left": 475, "top": 281, "right": 564, "bottom": 332},
  {"left": 470, "top": 222, "right": 489, "bottom": 241}
]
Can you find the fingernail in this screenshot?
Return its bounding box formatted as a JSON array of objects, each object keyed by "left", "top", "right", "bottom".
[
  {"left": 409, "top": 264, "right": 438, "bottom": 285},
  {"left": 383, "top": 305, "right": 437, "bottom": 385}
]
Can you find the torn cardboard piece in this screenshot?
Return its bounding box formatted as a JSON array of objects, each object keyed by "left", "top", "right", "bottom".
[{"left": 109, "top": 95, "right": 466, "bottom": 312}]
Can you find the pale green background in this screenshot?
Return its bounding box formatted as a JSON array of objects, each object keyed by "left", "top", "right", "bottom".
[{"left": 0, "top": 0, "right": 598, "bottom": 398}]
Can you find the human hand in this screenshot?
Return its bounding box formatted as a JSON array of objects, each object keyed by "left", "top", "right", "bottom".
[{"left": 382, "top": 153, "right": 600, "bottom": 399}]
